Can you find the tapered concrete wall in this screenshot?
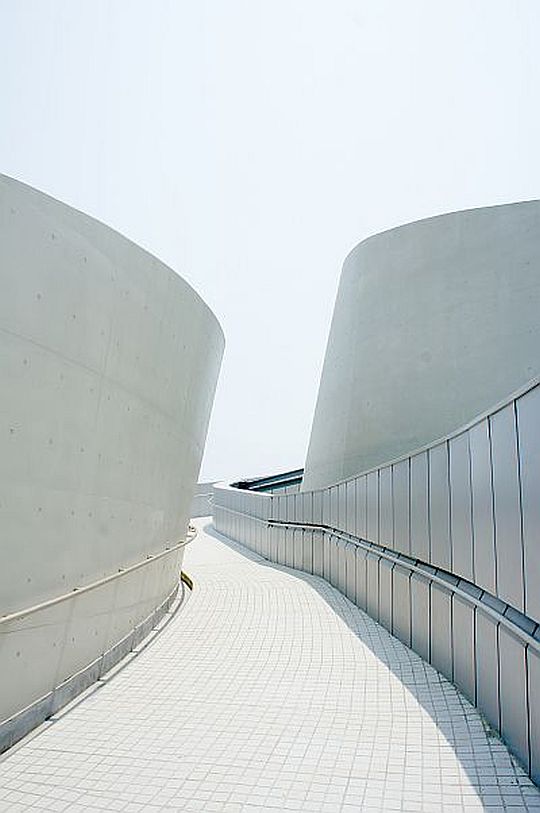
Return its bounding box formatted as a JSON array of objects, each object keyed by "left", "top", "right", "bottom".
[
  {"left": 0, "top": 175, "right": 224, "bottom": 746},
  {"left": 303, "top": 201, "right": 540, "bottom": 491}
]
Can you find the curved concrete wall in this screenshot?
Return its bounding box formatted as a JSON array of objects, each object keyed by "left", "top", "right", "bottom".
[
  {"left": 303, "top": 201, "right": 540, "bottom": 491},
  {"left": 0, "top": 175, "right": 224, "bottom": 743},
  {"left": 213, "top": 376, "right": 540, "bottom": 783}
]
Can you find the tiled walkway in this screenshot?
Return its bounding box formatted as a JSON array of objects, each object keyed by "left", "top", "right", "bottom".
[{"left": 1, "top": 519, "right": 539, "bottom": 812}]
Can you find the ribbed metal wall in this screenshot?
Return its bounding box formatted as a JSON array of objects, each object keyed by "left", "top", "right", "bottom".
[{"left": 213, "top": 378, "right": 540, "bottom": 784}]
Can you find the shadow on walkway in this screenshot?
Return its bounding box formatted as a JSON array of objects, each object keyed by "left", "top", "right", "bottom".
[{"left": 201, "top": 521, "right": 533, "bottom": 806}]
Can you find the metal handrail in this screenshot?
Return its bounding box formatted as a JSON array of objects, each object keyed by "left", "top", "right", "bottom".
[
  {"left": 0, "top": 525, "right": 197, "bottom": 626},
  {"left": 272, "top": 518, "right": 540, "bottom": 653},
  {"left": 214, "top": 500, "right": 540, "bottom": 655}
]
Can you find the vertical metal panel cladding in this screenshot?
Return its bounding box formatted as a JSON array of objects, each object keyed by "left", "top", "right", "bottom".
[
  {"left": 323, "top": 531, "right": 332, "bottom": 581},
  {"left": 452, "top": 597, "right": 476, "bottom": 703},
  {"left": 529, "top": 649, "right": 540, "bottom": 784},
  {"left": 312, "top": 490, "right": 323, "bottom": 525},
  {"left": 379, "top": 466, "right": 393, "bottom": 549},
  {"left": 312, "top": 529, "right": 324, "bottom": 577},
  {"left": 337, "top": 483, "right": 347, "bottom": 529},
  {"left": 0, "top": 175, "right": 224, "bottom": 726},
  {"left": 302, "top": 201, "right": 540, "bottom": 492},
  {"left": 322, "top": 488, "right": 332, "bottom": 527},
  {"left": 430, "top": 586, "right": 453, "bottom": 680},
  {"left": 213, "top": 381, "right": 540, "bottom": 783},
  {"left": 499, "top": 627, "right": 530, "bottom": 771},
  {"left": 345, "top": 543, "right": 357, "bottom": 602},
  {"left": 329, "top": 534, "right": 340, "bottom": 588},
  {"left": 355, "top": 548, "right": 368, "bottom": 609},
  {"left": 366, "top": 470, "right": 379, "bottom": 543},
  {"left": 355, "top": 476, "right": 367, "bottom": 538},
  {"left": 490, "top": 405, "right": 525, "bottom": 611},
  {"left": 330, "top": 485, "right": 339, "bottom": 528},
  {"left": 392, "top": 459, "right": 410, "bottom": 555},
  {"left": 268, "top": 524, "right": 279, "bottom": 563},
  {"left": 297, "top": 491, "right": 311, "bottom": 525},
  {"left": 277, "top": 524, "right": 288, "bottom": 565},
  {"left": 366, "top": 554, "right": 380, "bottom": 621},
  {"left": 475, "top": 611, "right": 500, "bottom": 732},
  {"left": 449, "top": 432, "right": 474, "bottom": 581},
  {"left": 392, "top": 566, "right": 411, "bottom": 646},
  {"left": 410, "top": 452, "right": 430, "bottom": 561},
  {"left": 293, "top": 528, "right": 303, "bottom": 571},
  {"left": 346, "top": 480, "right": 356, "bottom": 535},
  {"left": 469, "top": 419, "right": 497, "bottom": 595},
  {"left": 411, "top": 574, "right": 431, "bottom": 662},
  {"left": 286, "top": 494, "right": 296, "bottom": 523},
  {"left": 516, "top": 385, "right": 540, "bottom": 622},
  {"left": 337, "top": 538, "right": 348, "bottom": 594},
  {"left": 429, "top": 443, "right": 451, "bottom": 571},
  {"left": 302, "top": 528, "right": 314, "bottom": 574},
  {"left": 378, "top": 559, "right": 393, "bottom": 632}
]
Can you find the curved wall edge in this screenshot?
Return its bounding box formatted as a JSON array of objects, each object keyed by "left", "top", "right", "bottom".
[
  {"left": 211, "top": 375, "right": 540, "bottom": 784},
  {"left": 0, "top": 577, "right": 184, "bottom": 754},
  {"left": 303, "top": 199, "right": 540, "bottom": 491},
  {"left": 0, "top": 174, "right": 224, "bottom": 735}
]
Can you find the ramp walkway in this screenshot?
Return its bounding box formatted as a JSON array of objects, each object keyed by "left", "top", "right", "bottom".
[{"left": 1, "top": 519, "right": 539, "bottom": 812}]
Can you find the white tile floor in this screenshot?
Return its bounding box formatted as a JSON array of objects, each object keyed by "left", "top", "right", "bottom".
[{"left": 1, "top": 518, "right": 539, "bottom": 812}]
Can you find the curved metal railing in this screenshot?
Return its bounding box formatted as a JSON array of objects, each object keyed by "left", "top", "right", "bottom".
[
  {"left": 212, "top": 374, "right": 540, "bottom": 783},
  {"left": 1, "top": 525, "right": 197, "bottom": 626}
]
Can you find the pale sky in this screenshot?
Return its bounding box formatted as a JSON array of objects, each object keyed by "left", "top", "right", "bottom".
[{"left": 1, "top": 1, "right": 539, "bottom": 482}]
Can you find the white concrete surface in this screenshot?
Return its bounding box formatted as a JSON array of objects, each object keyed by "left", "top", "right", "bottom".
[
  {"left": 0, "top": 175, "right": 224, "bottom": 733},
  {"left": 303, "top": 201, "right": 540, "bottom": 491},
  {"left": 1, "top": 518, "right": 538, "bottom": 812},
  {"left": 190, "top": 481, "right": 217, "bottom": 518}
]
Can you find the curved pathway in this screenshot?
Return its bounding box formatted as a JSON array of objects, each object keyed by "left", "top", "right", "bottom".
[{"left": 1, "top": 519, "right": 539, "bottom": 812}]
